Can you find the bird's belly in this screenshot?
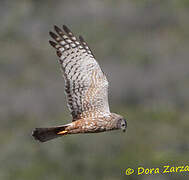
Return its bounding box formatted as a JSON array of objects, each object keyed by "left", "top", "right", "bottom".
[{"left": 67, "top": 120, "right": 107, "bottom": 134}]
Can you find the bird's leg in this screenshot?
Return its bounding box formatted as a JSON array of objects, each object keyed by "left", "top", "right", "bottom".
[{"left": 57, "top": 130, "right": 68, "bottom": 135}]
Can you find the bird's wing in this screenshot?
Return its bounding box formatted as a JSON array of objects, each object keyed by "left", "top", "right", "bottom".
[{"left": 49, "top": 25, "right": 110, "bottom": 121}]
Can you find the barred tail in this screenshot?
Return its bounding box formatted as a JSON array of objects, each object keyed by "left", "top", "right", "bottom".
[{"left": 32, "top": 125, "right": 68, "bottom": 142}]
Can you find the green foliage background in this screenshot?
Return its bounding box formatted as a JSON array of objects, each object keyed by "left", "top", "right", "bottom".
[{"left": 0, "top": 0, "right": 189, "bottom": 179}]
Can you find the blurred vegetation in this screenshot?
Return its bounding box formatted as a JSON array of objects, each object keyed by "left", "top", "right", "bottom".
[{"left": 0, "top": 0, "right": 189, "bottom": 180}]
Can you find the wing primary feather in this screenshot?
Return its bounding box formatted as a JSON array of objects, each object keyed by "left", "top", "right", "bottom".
[
  {"left": 49, "top": 40, "right": 57, "bottom": 48},
  {"left": 54, "top": 25, "right": 64, "bottom": 36},
  {"left": 63, "top": 25, "right": 73, "bottom": 36},
  {"left": 79, "top": 36, "right": 85, "bottom": 44},
  {"left": 49, "top": 31, "right": 60, "bottom": 41},
  {"left": 56, "top": 50, "right": 62, "bottom": 58},
  {"left": 79, "top": 35, "right": 95, "bottom": 57}
]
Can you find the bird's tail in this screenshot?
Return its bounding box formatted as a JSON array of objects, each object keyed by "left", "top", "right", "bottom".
[{"left": 32, "top": 125, "right": 69, "bottom": 142}]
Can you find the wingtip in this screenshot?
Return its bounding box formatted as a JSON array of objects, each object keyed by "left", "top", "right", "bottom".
[
  {"left": 49, "top": 31, "right": 58, "bottom": 40},
  {"left": 54, "top": 25, "right": 62, "bottom": 34},
  {"left": 79, "top": 35, "right": 86, "bottom": 44},
  {"left": 54, "top": 25, "right": 59, "bottom": 30},
  {"left": 79, "top": 35, "right": 83, "bottom": 41},
  {"left": 63, "top": 25, "right": 72, "bottom": 34},
  {"left": 56, "top": 50, "right": 62, "bottom": 58},
  {"left": 62, "top": 24, "right": 68, "bottom": 30},
  {"left": 49, "top": 40, "right": 57, "bottom": 47}
]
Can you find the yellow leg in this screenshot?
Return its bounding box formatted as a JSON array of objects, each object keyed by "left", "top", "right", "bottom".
[{"left": 57, "top": 130, "right": 68, "bottom": 135}]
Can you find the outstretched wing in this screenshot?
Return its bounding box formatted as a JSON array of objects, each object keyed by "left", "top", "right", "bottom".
[{"left": 49, "top": 25, "right": 110, "bottom": 121}]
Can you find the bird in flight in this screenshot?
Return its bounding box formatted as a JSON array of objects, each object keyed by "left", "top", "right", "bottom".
[{"left": 32, "top": 25, "right": 127, "bottom": 142}]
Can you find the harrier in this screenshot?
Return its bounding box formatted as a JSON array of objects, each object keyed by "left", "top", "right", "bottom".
[{"left": 32, "top": 25, "right": 127, "bottom": 142}]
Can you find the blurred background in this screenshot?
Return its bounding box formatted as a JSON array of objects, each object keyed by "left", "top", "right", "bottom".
[{"left": 0, "top": 0, "right": 189, "bottom": 179}]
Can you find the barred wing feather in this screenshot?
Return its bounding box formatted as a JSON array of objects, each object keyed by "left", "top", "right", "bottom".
[{"left": 49, "top": 25, "right": 110, "bottom": 121}]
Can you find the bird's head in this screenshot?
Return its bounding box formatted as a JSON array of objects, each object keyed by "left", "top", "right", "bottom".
[
  {"left": 117, "top": 117, "right": 127, "bottom": 132},
  {"left": 112, "top": 114, "right": 127, "bottom": 132}
]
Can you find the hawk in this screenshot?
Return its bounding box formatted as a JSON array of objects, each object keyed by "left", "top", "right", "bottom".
[{"left": 32, "top": 25, "right": 127, "bottom": 142}]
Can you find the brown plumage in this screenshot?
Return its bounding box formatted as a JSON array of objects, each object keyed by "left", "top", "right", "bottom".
[{"left": 32, "top": 25, "right": 127, "bottom": 142}]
